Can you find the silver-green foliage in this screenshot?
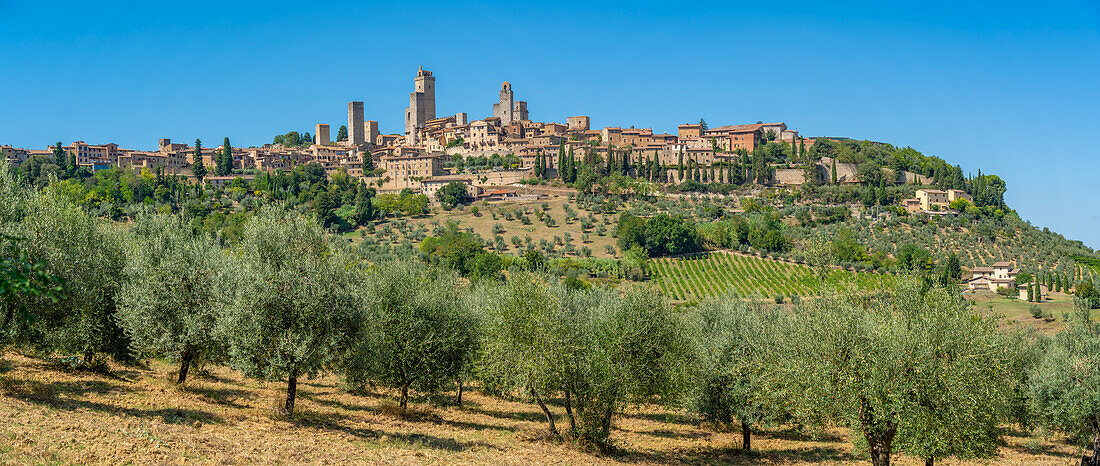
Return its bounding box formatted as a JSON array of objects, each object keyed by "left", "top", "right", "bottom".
[
  {"left": 694, "top": 298, "right": 787, "bottom": 451},
  {"left": 8, "top": 186, "right": 128, "bottom": 362},
  {"left": 344, "top": 260, "right": 478, "bottom": 407},
  {"left": 118, "top": 213, "right": 227, "bottom": 382},
  {"left": 476, "top": 275, "right": 695, "bottom": 447},
  {"left": 776, "top": 279, "right": 1015, "bottom": 466},
  {"left": 1029, "top": 310, "right": 1100, "bottom": 464},
  {"left": 221, "top": 206, "right": 363, "bottom": 413}
]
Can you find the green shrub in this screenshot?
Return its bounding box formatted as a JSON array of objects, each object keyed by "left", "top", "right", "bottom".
[{"left": 1029, "top": 305, "right": 1042, "bottom": 319}]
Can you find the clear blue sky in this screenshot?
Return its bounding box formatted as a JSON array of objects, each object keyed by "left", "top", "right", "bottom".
[{"left": 2, "top": 1, "right": 1098, "bottom": 248}]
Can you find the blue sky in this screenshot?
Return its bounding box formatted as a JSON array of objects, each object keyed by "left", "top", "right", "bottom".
[{"left": 1, "top": 1, "right": 1098, "bottom": 247}]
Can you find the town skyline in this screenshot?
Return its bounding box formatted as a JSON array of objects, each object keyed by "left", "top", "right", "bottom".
[{"left": 2, "top": 0, "right": 1097, "bottom": 247}]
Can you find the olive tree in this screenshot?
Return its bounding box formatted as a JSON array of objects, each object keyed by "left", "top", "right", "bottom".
[
  {"left": 344, "top": 260, "right": 478, "bottom": 408},
  {"left": 222, "top": 206, "right": 362, "bottom": 415},
  {"left": 8, "top": 188, "right": 129, "bottom": 364},
  {"left": 477, "top": 275, "right": 695, "bottom": 448},
  {"left": 117, "top": 213, "right": 228, "bottom": 384},
  {"left": 695, "top": 298, "right": 786, "bottom": 451},
  {"left": 476, "top": 274, "right": 570, "bottom": 437},
  {"left": 1029, "top": 309, "right": 1100, "bottom": 465},
  {"left": 570, "top": 287, "right": 696, "bottom": 447},
  {"left": 777, "top": 279, "right": 1015, "bottom": 466}
]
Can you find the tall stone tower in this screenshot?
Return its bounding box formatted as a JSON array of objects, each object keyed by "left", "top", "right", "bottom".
[
  {"left": 404, "top": 66, "right": 436, "bottom": 144},
  {"left": 363, "top": 121, "right": 379, "bottom": 146},
  {"left": 314, "top": 124, "right": 330, "bottom": 145},
  {"left": 493, "top": 82, "right": 515, "bottom": 125},
  {"left": 348, "top": 101, "right": 365, "bottom": 146}
]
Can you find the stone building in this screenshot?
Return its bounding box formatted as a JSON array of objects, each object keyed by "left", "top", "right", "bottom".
[
  {"left": 315, "top": 124, "right": 330, "bottom": 145},
  {"left": 363, "top": 121, "right": 379, "bottom": 146},
  {"left": 348, "top": 101, "right": 365, "bottom": 146},
  {"left": 493, "top": 82, "right": 515, "bottom": 125},
  {"left": 567, "top": 116, "right": 590, "bottom": 131},
  {"left": 404, "top": 67, "right": 436, "bottom": 144}
]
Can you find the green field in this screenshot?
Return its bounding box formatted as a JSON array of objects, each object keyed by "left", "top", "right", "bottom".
[{"left": 649, "top": 252, "right": 894, "bottom": 301}]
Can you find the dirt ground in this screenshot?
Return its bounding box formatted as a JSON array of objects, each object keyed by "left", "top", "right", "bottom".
[{"left": 0, "top": 353, "right": 1085, "bottom": 465}]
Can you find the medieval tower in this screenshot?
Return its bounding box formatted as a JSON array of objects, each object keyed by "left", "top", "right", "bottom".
[
  {"left": 347, "top": 101, "right": 365, "bottom": 146},
  {"left": 493, "top": 82, "right": 515, "bottom": 125},
  {"left": 404, "top": 66, "right": 436, "bottom": 144}
]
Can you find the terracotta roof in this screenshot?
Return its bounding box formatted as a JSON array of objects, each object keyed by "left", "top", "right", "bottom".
[{"left": 971, "top": 267, "right": 994, "bottom": 273}]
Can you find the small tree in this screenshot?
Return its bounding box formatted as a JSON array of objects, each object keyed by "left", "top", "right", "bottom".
[
  {"left": 222, "top": 207, "right": 362, "bottom": 415},
  {"left": 191, "top": 139, "right": 207, "bottom": 182},
  {"left": 345, "top": 260, "right": 478, "bottom": 408},
  {"left": 1030, "top": 310, "right": 1100, "bottom": 465},
  {"left": 11, "top": 189, "right": 129, "bottom": 364},
  {"left": 436, "top": 181, "right": 469, "bottom": 210},
  {"left": 778, "top": 280, "right": 1015, "bottom": 466},
  {"left": 696, "top": 298, "right": 786, "bottom": 451},
  {"left": 118, "top": 213, "right": 227, "bottom": 384}
]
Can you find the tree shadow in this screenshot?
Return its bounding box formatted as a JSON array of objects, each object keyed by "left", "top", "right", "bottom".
[
  {"left": 618, "top": 410, "right": 698, "bottom": 426},
  {"left": 614, "top": 443, "right": 859, "bottom": 465},
  {"left": 637, "top": 428, "right": 711, "bottom": 440},
  {"left": 1002, "top": 441, "right": 1078, "bottom": 460},
  {"left": 464, "top": 405, "right": 546, "bottom": 423},
  {"left": 285, "top": 407, "right": 498, "bottom": 453},
  {"left": 20, "top": 394, "right": 224, "bottom": 425},
  {"left": 181, "top": 384, "right": 253, "bottom": 409}
]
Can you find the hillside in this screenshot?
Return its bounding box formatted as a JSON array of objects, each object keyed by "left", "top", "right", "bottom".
[{"left": 0, "top": 354, "right": 1081, "bottom": 465}]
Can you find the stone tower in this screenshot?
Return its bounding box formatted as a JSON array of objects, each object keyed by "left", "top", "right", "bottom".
[
  {"left": 363, "top": 121, "right": 379, "bottom": 146},
  {"left": 493, "top": 82, "right": 515, "bottom": 125},
  {"left": 404, "top": 66, "right": 436, "bottom": 144},
  {"left": 348, "top": 101, "right": 365, "bottom": 146},
  {"left": 314, "top": 124, "right": 330, "bottom": 145}
]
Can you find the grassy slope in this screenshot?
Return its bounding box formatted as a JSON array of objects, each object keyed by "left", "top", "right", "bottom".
[{"left": 0, "top": 353, "right": 1083, "bottom": 465}]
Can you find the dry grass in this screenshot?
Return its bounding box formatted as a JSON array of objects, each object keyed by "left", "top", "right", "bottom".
[{"left": 0, "top": 352, "right": 1086, "bottom": 465}]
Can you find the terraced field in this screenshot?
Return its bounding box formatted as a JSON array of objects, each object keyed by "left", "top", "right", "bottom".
[{"left": 650, "top": 251, "right": 894, "bottom": 302}]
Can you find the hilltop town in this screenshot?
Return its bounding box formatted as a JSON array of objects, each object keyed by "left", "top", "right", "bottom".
[{"left": 3, "top": 66, "right": 914, "bottom": 199}]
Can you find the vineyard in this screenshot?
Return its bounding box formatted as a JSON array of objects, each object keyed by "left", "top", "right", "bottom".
[{"left": 649, "top": 251, "right": 893, "bottom": 301}]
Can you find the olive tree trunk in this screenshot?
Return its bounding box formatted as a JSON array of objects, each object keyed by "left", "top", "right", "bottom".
[
  {"left": 176, "top": 347, "right": 194, "bottom": 385},
  {"left": 531, "top": 387, "right": 559, "bottom": 438},
  {"left": 285, "top": 368, "right": 298, "bottom": 415},
  {"left": 741, "top": 420, "right": 752, "bottom": 451},
  {"left": 1089, "top": 419, "right": 1100, "bottom": 466}
]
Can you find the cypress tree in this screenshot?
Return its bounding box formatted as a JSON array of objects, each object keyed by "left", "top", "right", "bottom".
[
  {"left": 219, "top": 137, "right": 233, "bottom": 176},
  {"left": 1035, "top": 282, "right": 1042, "bottom": 302},
  {"left": 53, "top": 142, "right": 67, "bottom": 171},
  {"left": 677, "top": 147, "right": 684, "bottom": 181},
  {"left": 558, "top": 143, "right": 566, "bottom": 182},
  {"left": 799, "top": 137, "right": 805, "bottom": 161},
  {"left": 831, "top": 158, "right": 838, "bottom": 184},
  {"left": 1027, "top": 282, "right": 1034, "bottom": 302},
  {"left": 192, "top": 139, "right": 206, "bottom": 182}
]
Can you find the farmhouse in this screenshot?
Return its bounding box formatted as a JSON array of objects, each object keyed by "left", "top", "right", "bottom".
[{"left": 966, "top": 261, "right": 1020, "bottom": 291}]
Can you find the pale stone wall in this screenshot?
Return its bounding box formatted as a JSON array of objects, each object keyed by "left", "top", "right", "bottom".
[
  {"left": 315, "top": 124, "right": 330, "bottom": 145},
  {"left": 773, "top": 168, "right": 806, "bottom": 186}
]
